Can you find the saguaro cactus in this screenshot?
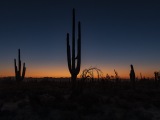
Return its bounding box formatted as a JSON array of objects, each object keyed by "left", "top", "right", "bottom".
[
  {"left": 66, "top": 8, "right": 81, "bottom": 88},
  {"left": 14, "top": 49, "right": 26, "bottom": 81}
]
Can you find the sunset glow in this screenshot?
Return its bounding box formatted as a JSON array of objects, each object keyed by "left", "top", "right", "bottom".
[
  {"left": 0, "top": 64, "right": 156, "bottom": 79},
  {"left": 0, "top": 1, "right": 160, "bottom": 79}
]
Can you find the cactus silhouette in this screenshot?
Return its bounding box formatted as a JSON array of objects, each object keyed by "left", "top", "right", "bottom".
[
  {"left": 114, "top": 69, "right": 119, "bottom": 82},
  {"left": 66, "top": 8, "right": 81, "bottom": 88},
  {"left": 130, "top": 64, "right": 135, "bottom": 83},
  {"left": 14, "top": 49, "right": 26, "bottom": 81},
  {"left": 154, "top": 71, "right": 160, "bottom": 82}
]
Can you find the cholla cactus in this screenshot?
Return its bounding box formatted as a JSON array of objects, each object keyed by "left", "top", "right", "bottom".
[{"left": 14, "top": 49, "right": 26, "bottom": 81}]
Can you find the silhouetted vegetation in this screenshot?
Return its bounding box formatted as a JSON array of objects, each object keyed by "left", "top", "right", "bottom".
[
  {"left": 0, "top": 78, "right": 160, "bottom": 120},
  {"left": 14, "top": 49, "right": 26, "bottom": 81},
  {"left": 154, "top": 71, "right": 160, "bottom": 82},
  {"left": 130, "top": 64, "right": 135, "bottom": 88},
  {"left": 81, "top": 67, "right": 103, "bottom": 82},
  {"left": 66, "top": 8, "right": 81, "bottom": 90},
  {"left": 114, "top": 69, "right": 119, "bottom": 82},
  {"left": 0, "top": 8, "right": 160, "bottom": 120}
]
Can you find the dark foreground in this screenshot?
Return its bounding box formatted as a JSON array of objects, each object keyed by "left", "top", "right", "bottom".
[{"left": 0, "top": 79, "right": 160, "bottom": 120}]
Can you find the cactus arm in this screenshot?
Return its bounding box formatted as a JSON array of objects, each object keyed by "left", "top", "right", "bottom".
[
  {"left": 14, "top": 59, "right": 17, "bottom": 73},
  {"left": 67, "top": 33, "right": 72, "bottom": 74},
  {"left": 18, "top": 49, "right": 21, "bottom": 77},
  {"left": 14, "top": 59, "right": 18, "bottom": 79},
  {"left": 76, "top": 21, "right": 81, "bottom": 74},
  {"left": 22, "top": 63, "right": 26, "bottom": 80}
]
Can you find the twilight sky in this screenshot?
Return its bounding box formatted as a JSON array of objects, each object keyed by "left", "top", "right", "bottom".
[{"left": 0, "top": 0, "right": 160, "bottom": 78}]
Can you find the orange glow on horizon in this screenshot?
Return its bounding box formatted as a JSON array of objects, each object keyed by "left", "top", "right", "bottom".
[{"left": 0, "top": 66, "right": 155, "bottom": 79}]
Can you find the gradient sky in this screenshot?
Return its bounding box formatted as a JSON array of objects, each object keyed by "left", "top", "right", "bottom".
[{"left": 0, "top": 0, "right": 160, "bottom": 78}]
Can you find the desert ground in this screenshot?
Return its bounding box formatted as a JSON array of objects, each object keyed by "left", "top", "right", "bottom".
[{"left": 0, "top": 78, "right": 160, "bottom": 120}]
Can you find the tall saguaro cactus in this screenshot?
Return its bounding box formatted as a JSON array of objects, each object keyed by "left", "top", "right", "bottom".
[
  {"left": 14, "top": 49, "right": 26, "bottom": 81},
  {"left": 66, "top": 8, "right": 81, "bottom": 87}
]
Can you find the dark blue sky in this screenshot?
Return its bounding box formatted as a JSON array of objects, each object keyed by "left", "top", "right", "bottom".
[{"left": 0, "top": 0, "right": 160, "bottom": 78}]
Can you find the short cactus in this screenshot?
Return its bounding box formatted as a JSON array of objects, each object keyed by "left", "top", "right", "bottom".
[
  {"left": 130, "top": 64, "right": 135, "bottom": 83},
  {"left": 14, "top": 49, "right": 26, "bottom": 81},
  {"left": 114, "top": 69, "right": 119, "bottom": 82}
]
